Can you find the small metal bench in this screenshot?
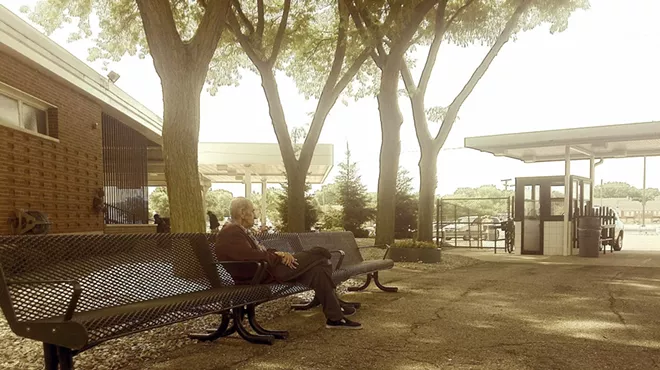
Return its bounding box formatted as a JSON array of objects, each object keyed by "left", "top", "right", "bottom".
[{"left": 252, "top": 231, "right": 397, "bottom": 310}]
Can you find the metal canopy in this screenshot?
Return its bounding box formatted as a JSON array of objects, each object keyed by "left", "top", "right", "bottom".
[
  {"left": 147, "top": 142, "right": 334, "bottom": 186},
  {"left": 464, "top": 121, "right": 660, "bottom": 163}
]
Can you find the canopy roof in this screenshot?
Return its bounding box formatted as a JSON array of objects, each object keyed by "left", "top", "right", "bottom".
[
  {"left": 148, "top": 142, "right": 334, "bottom": 186},
  {"left": 464, "top": 121, "right": 660, "bottom": 163}
]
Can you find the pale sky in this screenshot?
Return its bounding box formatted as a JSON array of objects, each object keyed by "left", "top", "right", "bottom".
[{"left": 3, "top": 0, "right": 660, "bottom": 197}]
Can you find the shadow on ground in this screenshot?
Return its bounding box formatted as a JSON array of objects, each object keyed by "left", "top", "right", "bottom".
[{"left": 132, "top": 251, "right": 660, "bottom": 370}]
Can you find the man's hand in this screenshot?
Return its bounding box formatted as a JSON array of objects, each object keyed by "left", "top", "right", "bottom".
[{"left": 275, "top": 251, "right": 298, "bottom": 269}]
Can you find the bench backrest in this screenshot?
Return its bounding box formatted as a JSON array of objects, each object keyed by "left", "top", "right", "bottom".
[
  {"left": 255, "top": 232, "right": 304, "bottom": 253},
  {"left": 0, "top": 233, "right": 210, "bottom": 325},
  {"left": 296, "top": 231, "right": 364, "bottom": 267}
]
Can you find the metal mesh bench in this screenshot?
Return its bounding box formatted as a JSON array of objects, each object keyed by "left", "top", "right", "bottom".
[
  {"left": 294, "top": 231, "right": 396, "bottom": 292},
  {"left": 0, "top": 233, "right": 307, "bottom": 369},
  {"left": 249, "top": 232, "right": 396, "bottom": 311}
]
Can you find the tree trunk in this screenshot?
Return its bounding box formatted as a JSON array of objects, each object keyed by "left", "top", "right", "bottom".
[
  {"left": 161, "top": 77, "right": 206, "bottom": 233},
  {"left": 287, "top": 171, "right": 306, "bottom": 232},
  {"left": 417, "top": 147, "right": 439, "bottom": 241},
  {"left": 375, "top": 70, "right": 403, "bottom": 245},
  {"left": 257, "top": 68, "right": 306, "bottom": 232}
]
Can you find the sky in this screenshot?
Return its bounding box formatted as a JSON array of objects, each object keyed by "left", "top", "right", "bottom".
[{"left": 2, "top": 0, "right": 660, "bottom": 197}]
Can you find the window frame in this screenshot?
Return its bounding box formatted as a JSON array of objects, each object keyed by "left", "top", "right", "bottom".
[{"left": 0, "top": 81, "right": 57, "bottom": 141}]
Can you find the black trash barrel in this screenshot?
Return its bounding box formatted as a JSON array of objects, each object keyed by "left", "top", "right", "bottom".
[{"left": 578, "top": 216, "right": 601, "bottom": 257}]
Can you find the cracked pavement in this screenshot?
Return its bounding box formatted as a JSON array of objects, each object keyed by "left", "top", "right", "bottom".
[{"left": 135, "top": 251, "right": 660, "bottom": 370}]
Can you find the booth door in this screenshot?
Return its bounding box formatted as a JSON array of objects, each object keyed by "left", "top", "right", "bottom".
[{"left": 522, "top": 184, "right": 542, "bottom": 254}]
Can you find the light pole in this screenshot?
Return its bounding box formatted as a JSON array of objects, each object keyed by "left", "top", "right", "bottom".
[
  {"left": 642, "top": 156, "right": 647, "bottom": 227},
  {"left": 501, "top": 178, "right": 512, "bottom": 191}
]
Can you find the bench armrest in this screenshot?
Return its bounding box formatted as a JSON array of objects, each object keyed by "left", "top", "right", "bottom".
[
  {"left": 329, "top": 250, "right": 345, "bottom": 270},
  {"left": 214, "top": 261, "right": 266, "bottom": 285},
  {"left": 7, "top": 279, "right": 82, "bottom": 321},
  {"left": 357, "top": 244, "right": 391, "bottom": 260}
]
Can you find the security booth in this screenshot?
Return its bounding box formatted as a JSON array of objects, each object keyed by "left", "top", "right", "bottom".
[
  {"left": 465, "top": 121, "right": 660, "bottom": 256},
  {"left": 514, "top": 175, "right": 592, "bottom": 255}
]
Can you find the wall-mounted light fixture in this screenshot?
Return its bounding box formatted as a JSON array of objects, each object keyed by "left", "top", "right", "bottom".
[{"left": 107, "top": 71, "right": 120, "bottom": 83}]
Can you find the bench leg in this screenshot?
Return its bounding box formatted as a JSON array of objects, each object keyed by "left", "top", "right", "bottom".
[
  {"left": 246, "top": 305, "right": 288, "bottom": 339},
  {"left": 57, "top": 347, "right": 74, "bottom": 370},
  {"left": 43, "top": 343, "right": 59, "bottom": 370},
  {"left": 188, "top": 311, "right": 231, "bottom": 341},
  {"left": 347, "top": 273, "right": 373, "bottom": 292},
  {"left": 291, "top": 295, "right": 320, "bottom": 311},
  {"left": 233, "top": 307, "right": 275, "bottom": 345},
  {"left": 373, "top": 271, "right": 398, "bottom": 292}
]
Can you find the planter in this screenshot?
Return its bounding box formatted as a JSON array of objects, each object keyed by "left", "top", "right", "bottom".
[{"left": 388, "top": 247, "right": 442, "bottom": 263}]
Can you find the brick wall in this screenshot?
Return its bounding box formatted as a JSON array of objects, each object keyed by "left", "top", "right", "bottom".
[{"left": 0, "top": 51, "right": 104, "bottom": 234}]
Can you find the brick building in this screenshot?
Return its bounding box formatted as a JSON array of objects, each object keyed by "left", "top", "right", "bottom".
[
  {"left": 0, "top": 6, "right": 162, "bottom": 235},
  {"left": 597, "top": 198, "right": 660, "bottom": 224}
]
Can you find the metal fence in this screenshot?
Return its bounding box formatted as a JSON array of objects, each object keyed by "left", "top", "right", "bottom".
[
  {"left": 435, "top": 197, "right": 513, "bottom": 253},
  {"left": 102, "top": 113, "right": 150, "bottom": 224}
]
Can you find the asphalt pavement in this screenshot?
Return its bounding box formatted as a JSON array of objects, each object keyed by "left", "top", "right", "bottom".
[{"left": 136, "top": 250, "right": 660, "bottom": 370}]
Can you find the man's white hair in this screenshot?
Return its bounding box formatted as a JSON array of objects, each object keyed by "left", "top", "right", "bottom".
[{"left": 230, "top": 197, "right": 253, "bottom": 220}]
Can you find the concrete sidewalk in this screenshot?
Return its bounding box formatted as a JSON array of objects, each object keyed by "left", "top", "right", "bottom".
[{"left": 135, "top": 253, "right": 660, "bottom": 370}]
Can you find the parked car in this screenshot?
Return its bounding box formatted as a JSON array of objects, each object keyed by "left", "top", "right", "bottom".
[
  {"left": 439, "top": 216, "right": 501, "bottom": 241},
  {"left": 593, "top": 206, "right": 624, "bottom": 251}
]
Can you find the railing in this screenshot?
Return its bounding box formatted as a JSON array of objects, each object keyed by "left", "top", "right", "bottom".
[
  {"left": 572, "top": 206, "right": 616, "bottom": 254},
  {"left": 435, "top": 197, "right": 513, "bottom": 253},
  {"left": 104, "top": 203, "right": 141, "bottom": 225}
]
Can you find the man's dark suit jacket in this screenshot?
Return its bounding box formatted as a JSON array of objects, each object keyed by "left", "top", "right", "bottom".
[
  {"left": 214, "top": 223, "right": 330, "bottom": 285},
  {"left": 214, "top": 223, "right": 282, "bottom": 284}
]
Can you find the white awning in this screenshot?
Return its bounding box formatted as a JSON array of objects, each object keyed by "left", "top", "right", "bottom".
[
  {"left": 464, "top": 121, "right": 660, "bottom": 162},
  {"left": 147, "top": 142, "right": 334, "bottom": 186}
]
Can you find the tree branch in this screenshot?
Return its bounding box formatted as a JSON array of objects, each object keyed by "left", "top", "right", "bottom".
[
  {"left": 189, "top": 0, "right": 232, "bottom": 74},
  {"left": 227, "top": 9, "right": 265, "bottom": 66},
  {"left": 135, "top": 0, "right": 184, "bottom": 69},
  {"left": 417, "top": 0, "right": 448, "bottom": 95},
  {"left": 299, "top": 0, "right": 352, "bottom": 171},
  {"left": 435, "top": 0, "right": 532, "bottom": 145},
  {"left": 446, "top": 0, "right": 477, "bottom": 30},
  {"left": 231, "top": 0, "right": 255, "bottom": 35},
  {"left": 323, "top": 0, "right": 349, "bottom": 94},
  {"left": 388, "top": 0, "right": 438, "bottom": 60},
  {"left": 257, "top": 0, "right": 265, "bottom": 45},
  {"left": 400, "top": 58, "right": 417, "bottom": 94},
  {"left": 268, "top": 0, "right": 291, "bottom": 66},
  {"left": 344, "top": 0, "right": 401, "bottom": 69},
  {"left": 355, "top": 0, "right": 389, "bottom": 59},
  {"left": 331, "top": 46, "right": 372, "bottom": 101},
  {"left": 402, "top": 60, "right": 434, "bottom": 149}
]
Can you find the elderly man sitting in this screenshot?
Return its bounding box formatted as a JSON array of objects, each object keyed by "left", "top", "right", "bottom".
[{"left": 215, "top": 197, "right": 361, "bottom": 330}]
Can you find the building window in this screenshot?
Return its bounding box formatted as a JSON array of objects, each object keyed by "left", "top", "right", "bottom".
[{"left": 0, "top": 83, "right": 53, "bottom": 137}]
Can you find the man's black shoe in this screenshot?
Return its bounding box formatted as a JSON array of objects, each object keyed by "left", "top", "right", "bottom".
[
  {"left": 341, "top": 305, "right": 356, "bottom": 316},
  {"left": 325, "top": 318, "right": 362, "bottom": 330}
]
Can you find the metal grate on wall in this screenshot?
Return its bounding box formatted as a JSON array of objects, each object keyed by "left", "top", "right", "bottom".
[{"left": 102, "top": 113, "right": 149, "bottom": 224}]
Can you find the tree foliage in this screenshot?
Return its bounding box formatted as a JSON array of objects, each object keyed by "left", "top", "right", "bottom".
[
  {"left": 148, "top": 187, "right": 170, "bottom": 217},
  {"left": 276, "top": 183, "right": 318, "bottom": 231},
  {"left": 441, "top": 185, "right": 513, "bottom": 220},
  {"left": 148, "top": 187, "right": 235, "bottom": 220},
  {"left": 594, "top": 182, "right": 660, "bottom": 204},
  {"left": 394, "top": 168, "right": 418, "bottom": 239},
  {"left": 250, "top": 187, "right": 283, "bottom": 225},
  {"left": 336, "top": 144, "right": 374, "bottom": 236},
  {"left": 206, "top": 189, "right": 234, "bottom": 219}
]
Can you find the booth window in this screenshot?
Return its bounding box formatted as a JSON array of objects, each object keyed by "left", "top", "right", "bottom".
[
  {"left": 550, "top": 185, "right": 565, "bottom": 216},
  {"left": 524, "top": 185, "right": 540, "bottom": 218},
  {"left": 0, "top": 83, "right": 54, "bottom": 138}
]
